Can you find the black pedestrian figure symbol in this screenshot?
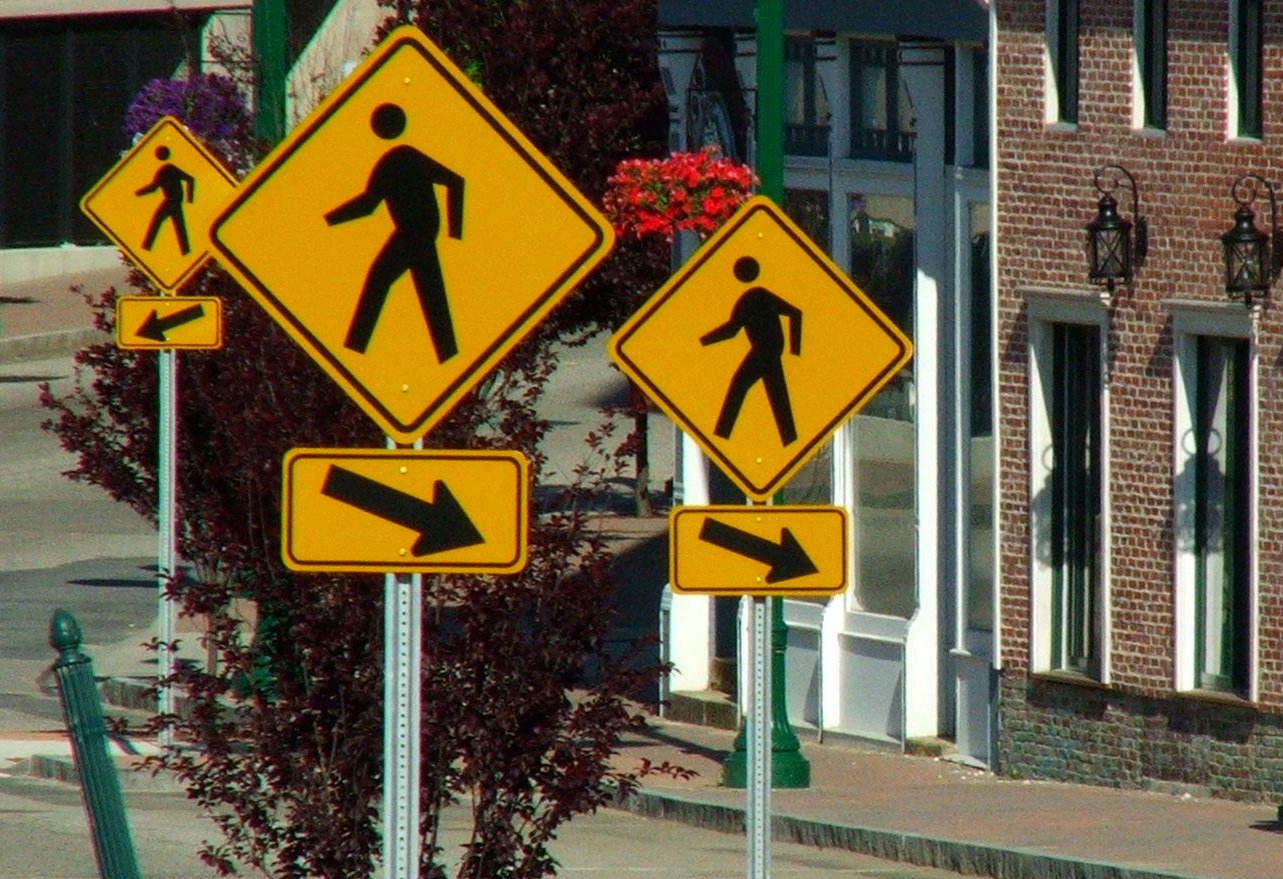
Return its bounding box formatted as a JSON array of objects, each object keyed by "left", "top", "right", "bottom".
[
  {"left": 700, "top": 256, "right": 802, "bottom": 445},
  {"left": 325, "top": 102, "right": 465, "bottom": 361},
  {"left": 136, "top": 145, "right": 194, "bottom": 256}
]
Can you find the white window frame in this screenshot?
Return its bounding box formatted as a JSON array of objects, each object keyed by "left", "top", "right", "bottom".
[
  {"left": 1026, "top": 289, "right": 1111, "bottom": 681},
  {"left": 1169, "top": 301, "right": 1258, "bottom": 700}
]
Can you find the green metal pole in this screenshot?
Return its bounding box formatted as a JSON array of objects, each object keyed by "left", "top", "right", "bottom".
[
  {"left": 253, "top": 0, "right": 287, "bottom": 145},
  {"left": 754, "top": 0, "right": 785, "bottom": 204},
  {"left": 723, "top": 0, "right": 811, "bottom": 791},
  {"left": 49, "top": 610, "right": 142, "bottom": 879}
]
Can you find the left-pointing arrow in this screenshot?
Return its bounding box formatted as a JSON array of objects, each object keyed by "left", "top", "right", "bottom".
[
  {"left": 320, "top": 465, "right": 484, "bottom": 556},
  {"left": 136, "top": 303, "right": 206, "bottom": 341}
]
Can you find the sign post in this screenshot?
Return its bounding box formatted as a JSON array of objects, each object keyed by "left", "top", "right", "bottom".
[
  {"left": 208, "top": 26, "right": 615, "bottom": 878},
  {"left": 610, "top": 187, "right": 912, "bottom": 876},
  {"left": 156, "top": 348, "right": 177, "bottom": 744},
  {"left": 79, "top": 116, "right": 236, "bottom": 744},
  {"left": 382, "top": 569, "right": 420, "bottom": 876}
]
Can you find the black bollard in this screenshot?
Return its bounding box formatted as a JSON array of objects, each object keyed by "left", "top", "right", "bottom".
[{"left": 49, "top": 609, "right": 142, "bottom": 879}]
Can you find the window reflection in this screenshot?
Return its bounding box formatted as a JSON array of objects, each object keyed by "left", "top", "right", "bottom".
[{"left": 847, "top": 193, "right": 916, "bottom": 617}]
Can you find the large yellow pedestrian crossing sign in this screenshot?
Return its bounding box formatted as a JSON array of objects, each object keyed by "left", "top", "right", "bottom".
[
  {"left": 610, "top": 196, "right": 912, "bottom": 501},
  {"left": 80, "top": 116, "right": 237, "bottom": 292},
  {"left": 209, "top": 25, "right": 614, "bottom": 443}
]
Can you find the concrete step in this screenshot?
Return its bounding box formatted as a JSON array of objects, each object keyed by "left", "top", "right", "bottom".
[
  {"left": 666, "top": 690, "right": 739, "bottom": 731},
  {"left": 23, "top": 752, "right": 179, "bottom": 791}
]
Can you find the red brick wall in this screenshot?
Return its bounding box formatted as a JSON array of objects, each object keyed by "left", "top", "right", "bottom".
[{"left": 996, "top": 0, "right": 1283, "bottom": 797}]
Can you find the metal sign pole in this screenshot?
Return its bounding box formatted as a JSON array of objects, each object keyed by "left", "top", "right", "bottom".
[
  {"left": 156, "top": 349, "right": 178, "bottom": 748},
  {"left": 382, "top": 570, "right": 422, "bottom": 879},
  {"left": 383, "top": 438, "right": 422, "bottom": 879},
  {"left": 746, "top": 595, "right": 771, "bottom": 879}
]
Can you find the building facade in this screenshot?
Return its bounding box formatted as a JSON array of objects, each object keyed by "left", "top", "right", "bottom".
[
  {"left": 0, "top": 0, "right": 371, "bottom": 284},
  {"left": 658, "top": 0, "right": 997, "bottom": 765},
  {"left": 995, "top": 0, "right": 1283, "bottom": 800}
]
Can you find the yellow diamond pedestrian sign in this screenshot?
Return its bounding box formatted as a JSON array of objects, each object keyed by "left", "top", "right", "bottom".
[
  {"left": 209, "top": 25, "right": 614, "bottom": 443},
  {"left": 670, "top": 505, "right": 848, "bottom": 597},
  {"left": 80, "top": 116, "right": 237, "bottom": 292},
  {"left": 610, "top": 196, "right": 912, "bottom": 501},
  {"left": 281, "top": 448, "right": 529, "bottom": 574}
]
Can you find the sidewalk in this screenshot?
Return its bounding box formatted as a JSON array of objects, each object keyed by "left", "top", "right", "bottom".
[
  {"left": 613, "top": 717, "right": 1282, "bottom": 879},
  {"left": 6, "top": 269, "right": 1281, "bottom": 879},
  {"left": 0, "top": 266, "right": 121, "bottom": 362}
]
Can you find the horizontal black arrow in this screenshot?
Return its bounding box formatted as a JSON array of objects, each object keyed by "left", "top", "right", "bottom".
[
  {"left": 697, "top": 518, "right": 818, "bottom": 584},
  {"left": 320, "top": 465, "right": 484, "bottom": 556},
  {"left": 137, "top": 303, "right": 206, "bottom": 342}
]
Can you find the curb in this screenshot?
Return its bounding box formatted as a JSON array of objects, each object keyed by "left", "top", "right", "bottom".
[
  {"left": 24, "top": 753, "right": 180, "bottom": 792},
  {"left": 0, "top": 328, "right": 107, "bottom": 364},
  {"left": 610, "top": 788, "right": 1208, "bottom": 879}
]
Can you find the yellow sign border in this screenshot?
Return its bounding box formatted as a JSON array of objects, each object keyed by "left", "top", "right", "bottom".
[
  {"left": 281, "top": 447, "right": 530, "bottom": 574},
  {"left": 115, "top": 295, "right": 224, "bottom": 350},
  {"left": 80, "top": 116, "right": 237, "bottom": 292},
  {"left": 209, "top": 26, "right": 614, "bottom": 443},
  {"left": 611, "top": 196, "right": 912, "bottom": 500},
  {"left": 669, "top": 505, "right": 849, "bottom": 597}
]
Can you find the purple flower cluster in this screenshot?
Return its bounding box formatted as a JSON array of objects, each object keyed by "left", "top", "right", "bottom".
[{"left": 123, "top": 73, "right": 251, "bottom": 163}]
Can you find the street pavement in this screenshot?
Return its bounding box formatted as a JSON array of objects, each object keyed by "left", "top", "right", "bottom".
[{"left": 2, "top": 270, "right": 1283, "bottom": 879}]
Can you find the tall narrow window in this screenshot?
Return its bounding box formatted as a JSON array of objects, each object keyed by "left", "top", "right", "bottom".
[
  {"left": 1231, "top": 0, "right": 1263, "bottom": 138},
  {"left": 1047, "top": 0, "right": 1080, "bottom": 124},
  {"left": 1173, "top": 307, "right": 1255, "bottom": 699},
  {"left": 1192, "top": 338, "right": 1251, "bottom": 693},
  {"left": 1049, "top": 324, "right": 1101, "bottom": 675},
  {"left": 850, "top": 41, "right": 915, "bottom": 161},
  {"left": 784, "top": 36, "right": 830, "bottom": 157},
  {"left": 1136, "top": 0, "right": 1167, "bottom": 129},
  {"left": 972, "top": 47, "right": 990, "bottom": 168}
]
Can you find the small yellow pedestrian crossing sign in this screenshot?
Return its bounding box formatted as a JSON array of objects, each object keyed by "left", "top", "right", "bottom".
[{"left": 80, "top": 117, "right": 237, "bottom": 292}]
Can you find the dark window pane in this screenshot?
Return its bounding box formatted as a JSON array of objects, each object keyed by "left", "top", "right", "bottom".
[
  {"left": 1236, "top": 0, "right": 1262, "bottom": 138},
  {"left": 1, "top": 17, "right": 188, "bottom": 247},
  {"left": 1139, "top": 0, "right": 1167, "bottom": 128},
  {"left": 3, "top": 28, "right": 65, "bottom": 246},
  {"left": 1050, "top": 323, "right": 1099, "bottom": 675},
  {"left": 1194, "top": 337, "right": 1251, "bottom": 693}
]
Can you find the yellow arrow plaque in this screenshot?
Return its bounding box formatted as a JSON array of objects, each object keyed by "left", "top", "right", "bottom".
[
  {"left": 282, "top": 448, "right": 529, "bottom": 574},
  {"left": 115, "top": 296, "right": 223, "bottom": 350},
  {"left": 670, "top": 505, "right": 848, "bottom": 597}
]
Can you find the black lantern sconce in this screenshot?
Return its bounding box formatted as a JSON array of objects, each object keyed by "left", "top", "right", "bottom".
[
  {"left": 1085, "top": 164, "right": 1148, "bottom": 295},
  {"left": 1222, "top": 174, "right": 1283, "bottom": 307}
]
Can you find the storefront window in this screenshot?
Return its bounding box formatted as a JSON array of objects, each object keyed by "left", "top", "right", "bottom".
[
  {"left": 966, "top": 203, "right": 994, "bottom": 633},
  {"left": 847, "top": 193, "right": 916, "bottom": 617}
]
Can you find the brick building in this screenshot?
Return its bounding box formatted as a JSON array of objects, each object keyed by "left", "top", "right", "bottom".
[{"left": 995, "top": 0, "right": 1283, "bottom": 799}]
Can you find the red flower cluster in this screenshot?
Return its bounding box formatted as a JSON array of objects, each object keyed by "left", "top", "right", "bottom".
[{"left": 603, "top": 147, "right": 757, "bottom": 241}]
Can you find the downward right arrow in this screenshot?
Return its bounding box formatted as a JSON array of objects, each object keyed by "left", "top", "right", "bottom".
[{"left": 697, "top": 517, "right": 818, "bottom": 584}]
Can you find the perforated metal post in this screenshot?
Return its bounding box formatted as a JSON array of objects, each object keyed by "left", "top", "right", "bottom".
[
  {"left": 383, "top": 572, "right": 422, "bottom": 879},
  {"left": 49, "top": 610, "right": 141, "bottom": 879},
  {"left": 157, "top": 349, "right": 177, "bottom": 748},
  {"left": 746, "top": 597, "right": 771, "bottom": 879}
]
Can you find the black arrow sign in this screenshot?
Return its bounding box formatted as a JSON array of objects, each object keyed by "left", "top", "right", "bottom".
[
  {"left": 137, "top": 303, "right": 206, "bottom": 342},
  {"left": 320, "top": 465, "right": 484, "bottom": 556},
  {"left": 697, "top": 517, "right": 818, "bottom": 584}
]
